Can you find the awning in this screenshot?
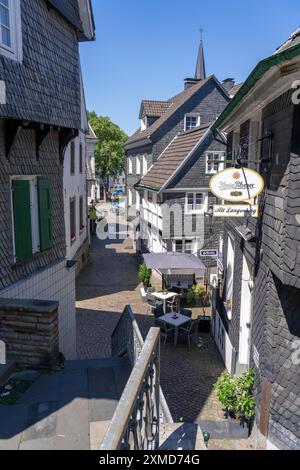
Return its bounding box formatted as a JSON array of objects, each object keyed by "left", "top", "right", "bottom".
[{"left": 143, "top": 252, "right": 205, "bottom": 272}]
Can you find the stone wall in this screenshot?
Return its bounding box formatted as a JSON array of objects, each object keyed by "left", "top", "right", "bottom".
[{"left": 0, "top": 299, "right": 59, "bottom": 368}]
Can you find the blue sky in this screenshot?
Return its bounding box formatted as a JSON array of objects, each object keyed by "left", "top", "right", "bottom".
[{"left": 80, "top": 0, "right": 299, "bottom": 136}]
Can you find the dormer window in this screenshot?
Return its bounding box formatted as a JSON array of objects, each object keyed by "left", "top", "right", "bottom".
[
  {"left": 184, "top": 114, "right": 201, "bottom": 131},
  {"left": 0, "top": 0, "right": 22, "bottom": 61},
  {"left": 141, "top": 117, "right": 148, "bottom": 131}
]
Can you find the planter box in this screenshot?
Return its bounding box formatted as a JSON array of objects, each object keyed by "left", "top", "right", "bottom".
[
  {"left": 198, "top": 316, "right": 211, "bottom": 333},
  {"left": 226, "top": 416, "right": 250, "bottom": 439}
]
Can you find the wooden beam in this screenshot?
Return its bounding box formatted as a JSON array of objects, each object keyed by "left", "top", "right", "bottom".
[
  {"left": 59, "top": 127, "right": 79, "bottom": 164},
  {"left": 36, "top": 125, "right": 50, "bottom": 161},
  {"left": 4, "top": 119, "right": 22, "bottom": 159}
]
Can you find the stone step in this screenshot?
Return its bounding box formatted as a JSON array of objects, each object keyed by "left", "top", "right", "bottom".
[
  {"left": 0, "top": 357, "right": 132, "bottom": 450},
  {"left": 90, "top": 420, "right": 111, "bottom": 450},
  {"left": 159, "top": 423, "right": 207, "bottom": 451}
]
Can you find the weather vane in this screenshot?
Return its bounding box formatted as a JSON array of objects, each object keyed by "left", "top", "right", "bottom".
[{"left": 199, "top": 28, "right": 204, "bottom": 41}]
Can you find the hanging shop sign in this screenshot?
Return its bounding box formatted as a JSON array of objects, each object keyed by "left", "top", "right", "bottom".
[
  {"left": 200, "top": 249, "right": 219, "bottom": 258},
  {"left": 209, "top": 168, "right": 264, "bottom": 202},
  {"left": 213, "top": 205, "right": 259, "bottom": 218}
]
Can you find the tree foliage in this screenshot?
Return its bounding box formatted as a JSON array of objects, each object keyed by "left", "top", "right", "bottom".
[{"left": 88, "top": 111, "right": 128, "bottom": 187}]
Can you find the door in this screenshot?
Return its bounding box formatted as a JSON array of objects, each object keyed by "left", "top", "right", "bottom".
[{"left": 238, "top": 255, "right": 252, "bottom": 365}]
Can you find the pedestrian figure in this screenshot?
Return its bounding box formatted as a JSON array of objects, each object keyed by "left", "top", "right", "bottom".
[{"left": 89, "top": 201, "right": 97, "bottom": 235}]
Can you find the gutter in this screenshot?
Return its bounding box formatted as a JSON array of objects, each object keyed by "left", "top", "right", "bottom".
[{"left": 212, "top": 43, "right": 300, "bottom": 131}]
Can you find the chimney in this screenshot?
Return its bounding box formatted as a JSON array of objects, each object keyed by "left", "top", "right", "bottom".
[
  {"left": 222, "top": 78, "right": 235, "bottom": 92},
  {"left": 184, "top": 78, "right": 201, "bottom": 90}
]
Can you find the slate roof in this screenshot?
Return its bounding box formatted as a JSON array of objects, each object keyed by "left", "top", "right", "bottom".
[
  {"left": 139, "top": 100, "right": 172, "bottom": 118},
  {"left": 137, "top": 124, "right": 210, "bottom": 191},
  {"left": 125, "top": 76, "right": 224, "bottom": 148}
]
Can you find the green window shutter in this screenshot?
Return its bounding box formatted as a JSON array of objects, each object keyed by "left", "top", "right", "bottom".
[
  {"left": 12, "top": 180, "right": 33, "bottom": 263},
  {"left": 37, "top": 177, "right": 53, "bottom": 251}
]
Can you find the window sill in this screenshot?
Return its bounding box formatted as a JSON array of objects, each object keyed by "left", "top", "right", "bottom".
[{"left": 11, "top": 250, "right": 49, "bottom": 268}]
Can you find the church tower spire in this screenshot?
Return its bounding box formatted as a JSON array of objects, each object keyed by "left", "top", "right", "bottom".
[{"left": 195, "top": 31, "right": 206, "bottom": 80}]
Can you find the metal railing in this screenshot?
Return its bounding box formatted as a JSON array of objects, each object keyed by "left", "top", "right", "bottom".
[{"left": 100, "top": 305, "right": 173, "bottom": 450}]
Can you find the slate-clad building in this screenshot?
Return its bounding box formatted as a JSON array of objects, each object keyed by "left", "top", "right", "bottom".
[
  {"left": 212, "top": 30, "right": 300, "bottom": 450},
  {"left": 125, "top": 41, "right": 237, "bottom": 263},
  {"left": 0, "top": 0, "right": 95, "bottom": 360}
]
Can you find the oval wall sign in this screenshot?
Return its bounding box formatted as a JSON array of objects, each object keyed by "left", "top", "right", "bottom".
[{"left": 209, "top": 167, "right": 265, "bottom": 202}]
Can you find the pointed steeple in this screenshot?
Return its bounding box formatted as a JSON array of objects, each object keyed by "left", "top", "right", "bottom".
[{"left": 195, "top": 35, "right": 206, "bottom": 80}]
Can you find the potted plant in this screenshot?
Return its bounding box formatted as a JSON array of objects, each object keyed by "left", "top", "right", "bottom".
[
  {"left": 186, "top": 287, "right": 195, "bottom": 306},
  {"left": 214, "top": 370, "right": 255, "bottom": 438},
  {"left": 138, "top": 262, "right": 152, "bottom": 289}
]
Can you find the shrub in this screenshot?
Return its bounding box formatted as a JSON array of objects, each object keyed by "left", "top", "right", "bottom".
[
  {"left": 214, "top": 370, "right": 256, "bottom": 421},
  {"left": 186, "top": 288, "right": 195, "bottom": 306},
  {"left": 138, "top": 262, "right": 152, "bottom": 288}
]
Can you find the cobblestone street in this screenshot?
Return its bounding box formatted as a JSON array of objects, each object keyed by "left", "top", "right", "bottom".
[{"left": 76, "top": 216, "right": 227, "bottom": 425}]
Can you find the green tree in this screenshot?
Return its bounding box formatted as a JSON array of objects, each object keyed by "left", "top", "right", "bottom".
[{"left": 88, "top": 112, "right": 128, "bottom": 193}]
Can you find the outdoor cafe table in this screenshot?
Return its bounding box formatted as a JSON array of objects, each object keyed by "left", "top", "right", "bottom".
[
  {"left": 152, "top": 291, "right": 177, "bottom": 314},
  {"left": 159, "top": 313, "right": 191, "bottom": 347}
]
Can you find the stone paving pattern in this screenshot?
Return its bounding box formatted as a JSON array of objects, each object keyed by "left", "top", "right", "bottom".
[
  {"left": 76, "top": 211, "right": 254, "bottom": 449},
  {"left": 76, "top": 222, "right": 225, "bottom": 424}
]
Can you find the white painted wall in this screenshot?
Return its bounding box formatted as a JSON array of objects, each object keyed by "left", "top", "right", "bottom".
[
  {"left": 86, "top": 124, "right": 99, "bottom": 203},
  {"left": 63, "top": 131, "right": 88, "bottom": 261}
]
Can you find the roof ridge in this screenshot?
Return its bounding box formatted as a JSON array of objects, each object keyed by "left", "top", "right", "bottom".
[{"left": 126, "top": 75, "right": 217, "bottom": 148}]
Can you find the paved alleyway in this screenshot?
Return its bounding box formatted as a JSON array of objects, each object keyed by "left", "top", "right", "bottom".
[
  {"left": 76, "top": 215, "right": 227, "bottom": 425},
  {"left": 76, "top": 218, "right": 254, "bottom": 449}
]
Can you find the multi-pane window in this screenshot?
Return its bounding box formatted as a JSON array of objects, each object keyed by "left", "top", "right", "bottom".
[
  {"left": 70, "top": 197, "right": 76, "bottom": 242},
  {"left": 206, "top": 152, "right": 225, "bottom": 174},
  {"left": 128, "top": 157, "right": 133, "bottom": 174},
  {"left": 184, "top": 114, "right": 200, "bottom": 131},
  {"left": 70, "top": 141, "right": 75, "bottom": 175},
  {"left": 147, "top": 191, "right": 153, "bottom": 203},
  {"left": 136, "top": 156, "right": 141, "bottom": 175},
  {"left": 143, "top": 155, "right": 148, "bottom": 175},
  {"left": 11, "top": 176, "right": 52, "bottom": 263},
  {"left": 175, "top": 240, "right": 193, "bottom": 254},
  {"left": 79, "top": 142, "right": 83, "bottom": 174},
  {"left": 186, "top": 192, "right": 206, "bottom": 213},
  {"left": 0, "top": 0, "right": 11, "bottom": 49},
  {"left": 79, "top": 196, "right": 84, "bottom": 231}
]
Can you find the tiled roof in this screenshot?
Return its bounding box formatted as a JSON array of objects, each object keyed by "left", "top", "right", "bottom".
[
  {"left": 137, "top": 124, "right": 210, "bottom": 191},
  {"left": 125, "top": 76, "right": 220, "bottom": 147},
  {"left": 139, "top": 100, "right": 172, "bottom": 118}
]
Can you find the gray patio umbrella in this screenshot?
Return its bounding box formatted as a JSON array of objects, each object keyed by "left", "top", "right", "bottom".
[{"left": 143, "top": 252, "right": 205, "bottom": 272}]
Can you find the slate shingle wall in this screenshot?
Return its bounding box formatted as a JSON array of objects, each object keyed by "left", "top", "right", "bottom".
[
  {"left": 126, "top": 81, "right": 229, "bottom": 201},
  {"left": 0, "top": 0, "right": 81, "bottom": 129},
  {"left": 218, "top": 95, "right": 300, "bottom": 449},
  {"left": 0, "top": 119, "right": 66, "bottom": 290}
]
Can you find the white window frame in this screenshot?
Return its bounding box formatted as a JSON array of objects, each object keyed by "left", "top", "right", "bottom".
[
  {"left": 128, "top": 157, "right": 133, "bottom": 174},
  {"left": 205, "top": 151, "right": 225, "bottom": 174},
  {"left": 10, "top": 176, "right": 40, "bottom": 260},
  {"left": 185, "top": 192, "right": 208, "bottom": 214},
  {"left": 173, "top": 239, "right": 194, "bottom": 254},
  {"left": 184, "top": 113, "right": 201, "bottom": 132},
  {"left": 143, "top": 155, "right": 148, "bottom": 175},
  {"left": 0, "top": 0, "right": 22, "bottom": 62},
  {"left": 136, "top": 190, "right": 140, "bottom": 210},
  {"left": 128, "top": 188, "right": 132, "bottom": 206},
  {"left": 136, "top": 156, "right": 141, "bottom": 175}
]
